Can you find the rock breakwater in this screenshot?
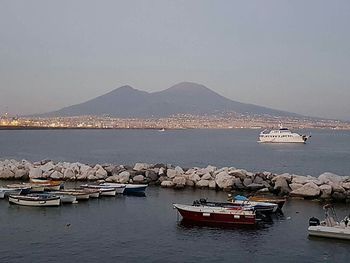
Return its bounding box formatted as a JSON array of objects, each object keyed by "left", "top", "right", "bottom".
[{"left": 1, "top": 159, "right": 350, "bottom": 201}]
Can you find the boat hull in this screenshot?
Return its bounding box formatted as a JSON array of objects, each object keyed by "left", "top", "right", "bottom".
[
  {"left": 233, "top": 200, "right": 278, "bottom": 213},
  {"left": 258, "top": 128, "right": 310, "bottom": 143},
  {"left": 100, "top": 183, "right": 147, "bottom": 194},
  {"left": 124, "top": 185, "right": 147, "bottom": 194},
  {"left": 88, "top": 192, "right": 100, "bottom": 198},
  {"left": 57, "top": 195, "right": 77, "bottom": 203},
  {"left": 249, "top": 197, "right": 286, "bottom": 209},
  {"left": 174, "top": 204, "right": 256, "bottom": 225},
  {"left": 0, "top": 188, "right": 22, "bottom": 199},
  {"left": 81, "top": 184, "right": 125, "bottom": 194},
  {"left": 308, "top": 226, "right": 350, "bottom": 240},
  {"left": 53, "top": 190, "right": 90, "bottom": 200},
  {"left": 8, "top": 195, "right": 61, "bottom": 207},
  {"left": 100, "top": 189, "right": 117, "bottom": 196}
]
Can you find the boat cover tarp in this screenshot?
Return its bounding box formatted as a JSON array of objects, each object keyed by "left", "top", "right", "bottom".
[{"left": 234, "top": 195, "right": 248, "bottom": 201}]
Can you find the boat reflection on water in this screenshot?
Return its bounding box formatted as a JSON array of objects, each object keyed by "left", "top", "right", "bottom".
[
  {"left": 177, "top": 216, "right": 280, "bottom": 231},
  {"left": 178, "top": 218, "right": 258, "bottom": 230},
  {"left": 126, "top": 192, "right": 146, "bottom": 197}
]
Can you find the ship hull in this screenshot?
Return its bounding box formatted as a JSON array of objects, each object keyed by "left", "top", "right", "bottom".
[{"left": 174, "top": 204, "right": 256, "bottom": 225}]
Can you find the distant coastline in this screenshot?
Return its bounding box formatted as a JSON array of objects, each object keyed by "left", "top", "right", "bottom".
[
  {"left": 1, "top": 125, "right": 349, "bottom": 131},
  {"left": 1, "top": 114, "right": 350, "bottom": 131}
]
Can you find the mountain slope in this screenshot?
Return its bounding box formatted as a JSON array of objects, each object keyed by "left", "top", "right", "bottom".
[{"left": 44, "top": 82, "right": 300, "bottom": 118}]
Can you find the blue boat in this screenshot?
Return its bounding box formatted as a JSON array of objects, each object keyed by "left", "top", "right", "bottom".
[
  {"left": 232, "top": 195, "right": 278, "bottom": 213},
  {"left": 100, "top": 183, "right": 147, "bottom": 195}
]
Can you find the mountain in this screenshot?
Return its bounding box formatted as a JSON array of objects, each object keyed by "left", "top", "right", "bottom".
[{"left": 43, "top": 82, "right": 301, "bottom": 118}]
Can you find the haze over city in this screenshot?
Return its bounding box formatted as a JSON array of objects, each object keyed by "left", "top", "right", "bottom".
[{"left": 1, "top": 0, "right": 349, "bottom": 120}]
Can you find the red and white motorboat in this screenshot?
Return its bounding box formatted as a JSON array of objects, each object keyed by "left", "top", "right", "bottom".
[{"left": 173, "top": 203, "right": 256, "bottom": 225}]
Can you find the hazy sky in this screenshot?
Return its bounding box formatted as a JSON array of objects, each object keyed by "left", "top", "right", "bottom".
[{"left": 0, "top": 0, "right": 349, "bottom": 120}]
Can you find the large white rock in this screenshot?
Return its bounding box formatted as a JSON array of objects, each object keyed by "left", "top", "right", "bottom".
[
  {"left": 342, "top": 182, "right": 350, "bottom": 190},
  {"left": 243, "top": 178, "right": 253, "bottom": 187},
  {"left": 158, "top": 167, "right": 165, "bottom": 176},
  {"left": 173, "top": 176, "right": 186, "bottom": 188},
  {"left": 253, "top": 175, "right": 265, "bottom": 184},
  {"left": 215, "top": 171, "right": 234, "bottom": 189},
  {"left": 273, "top": 173, "right": 292, "bottom": 183},
  {"left": 87, "top": 169, "right": 98, "bottom": 180},
  {"left": 201, "top": 173, "right": 212, "bottom": 180},
  {"left": 0, "top": 168, "right": 15, "bottom": 179},
  {"left": 214, "top": 167, "right": 228, "bottom": 176},
  {"left": 196, "top": 165, "right": 216, "bottom": 176},
  {"left": 188, "top": 172, "right": 201, "bottom": 182},
  {"left": 29, "top": 167, "right": 43, "bottom": 179},
  {"left": 14, "top": 169, "right": 28, "bottom": 179},
  {"left": 290, "top": 182, "right": 320, "bottom": 197},
  {"left": 319, "top": 184, "right": 332, "bottom": 199},
  {"left": 117, "top": 171, "right": 130, "bottom": 183},
  {"left": 229, "top": 169, "right": 247, "bottom": 180},
  {"left": 105, "top": 175, "right": 118, "bottom": 182},
  {"left": 50, "top": 171, "right": 63, "bottom": 179},
  {"left": 330, "top": 183, "right": 345, "bottom": 193},
  {"left": 318, "top": 172, "right": 348, "bottom": 184},
  {"left": 80, "top": 164, "right": 91, "bottom": 174},
  {"left": 175, "top": 166, "right": 184, "bottom": 174},
  {"left": 206, "top": 165, "right": 217, "bottom": 173},
  {"left": 64, "top": 168, "right": 76, "bottom": 180},
  {"left": 292, "top": 175, "right": 312, "bottom": 185},
  {"left": 145, "top": 170, "right": 158, "bottom": 181},
  {"left": 41, "top": 161, "right": 55, "bottom": 173},
  {"left": 185, "top": 168, "right": 197, "bottom": 175},
  {"left": 289, "top": 183, "right": 303, "bottom": 191},
  {"left": 186, "top": 179, "right": 195, "bottom": 187},
  {"left": 161, "top": 180, "right": 175, "bottom": 188},
  {"left": 76, "top": 168, "right": 90, "bottom": 180},
  {"left": 273, "top": 176, "right": 291, "bottom": 194},
  {"left": 232, "top": 178, "right": 244, "bottom": 189},
  {"left": 167, "top": 169, "right": 177, "bottom": 179},
  {"left": 133, "top": 175, "right": 145, "bottom": 183},
  {"left": 133, "top": 163, "right": 151, "bottom": 171},
  {"left": 196, "top": 179, "right": 210, "bottom": 188},
  {"left": 209, "top": 180, "right": 216, "bottom": 189},
  {"left": 95, "top": 167, "right": 108, "bottom": 179}
]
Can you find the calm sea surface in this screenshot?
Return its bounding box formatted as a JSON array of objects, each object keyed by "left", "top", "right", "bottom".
[{"left": 0, "top": 129, "right": 350, "bottom": 262}]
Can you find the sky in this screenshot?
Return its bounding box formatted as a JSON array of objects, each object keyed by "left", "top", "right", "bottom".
[{"left": 0, "top": 0, "right": 349, "bottom": 120}]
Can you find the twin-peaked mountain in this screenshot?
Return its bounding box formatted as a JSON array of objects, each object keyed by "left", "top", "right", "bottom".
[{"left": 44, "top": 82, "right": 299, "bottom": 118}]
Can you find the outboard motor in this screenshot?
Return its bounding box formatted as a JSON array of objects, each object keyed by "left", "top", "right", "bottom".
[{"left": 309, "top": 217, "right": 320, "bottom": 226}]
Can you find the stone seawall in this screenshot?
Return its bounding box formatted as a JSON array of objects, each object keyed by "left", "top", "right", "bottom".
[{"left": 1, "top": 159, "right": 350, "bottom": 201}]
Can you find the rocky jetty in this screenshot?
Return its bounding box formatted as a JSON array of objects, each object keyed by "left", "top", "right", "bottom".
[{"left": 1, "top": 159, "right": 350, "bottom": 202}]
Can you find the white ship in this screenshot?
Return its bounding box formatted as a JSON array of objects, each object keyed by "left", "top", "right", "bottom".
[{"left": 258, "top": 127, "right": 310, "bottom": 143}]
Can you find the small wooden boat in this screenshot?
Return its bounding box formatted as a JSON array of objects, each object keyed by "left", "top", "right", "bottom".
[
  {"left": 174, "top": 203, "right": 256, "bottom": 225},
  {"left": 99, "top": 188, "right": 117, "bottom": 196},
  {"left": 58, "top": 195, "right": 77, "bottom": 204},
  {"left": 308, "top": 204, "right": 350, "bottom": 240},
  {"left": 83, "top": 183, "right": 125, "bottom": 194},
  {"left": 0, "top": 188, "right": 23, "bottom": 199},
  {"left": 193, "top": 199, "right": 254, "bottom": 211},
  {"left": 248, "top": 196, "right": 286, "bottom": 209},
  {"left": 30, "top": 179, "right": 63, "bottom": 191},
  {"left": 8, "top": 194, "right": 61, "bottom": 207},
  {"left": 80, "top": 188, "right": 100, "bottom": 198},
  {"left": 80, "top": 184, "right": 117, "bottom": 196},
  {"left": 6, "top": 183, "right": 43, "bottom": 192},
  {"left": 56, "top": 189, "right": 90, "bottom": 200},
  {"left": 49, "top": 192, "right": 77, "bottom": 203},
  {"left": 229, "top": 195, "right": 278, "bottom": 213},
  {"left": 100, "top": 183, "right": 146, "bottom": 194}
]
